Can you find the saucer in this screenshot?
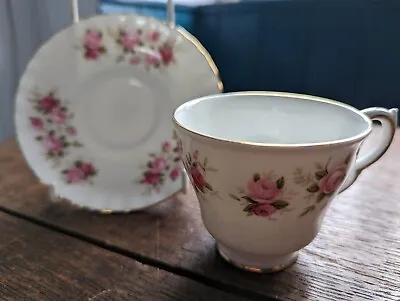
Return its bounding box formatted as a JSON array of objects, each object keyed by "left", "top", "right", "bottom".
[{"left": 15, "top": 14, "right": 222, "bottom": 212}]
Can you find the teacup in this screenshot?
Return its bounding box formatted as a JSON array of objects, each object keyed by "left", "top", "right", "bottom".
[{"left": 173, "top": 91, "right": 398, "bottom": 273}]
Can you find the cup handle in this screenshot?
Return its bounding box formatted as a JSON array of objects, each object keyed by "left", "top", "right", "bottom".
[{"left": 339, "top": 107, "right": 398, "bottom": 193}]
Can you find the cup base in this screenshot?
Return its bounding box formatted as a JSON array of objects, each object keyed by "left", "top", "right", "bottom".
[{"left": 216, "top": 243, "right": 298, "bottom": 273}]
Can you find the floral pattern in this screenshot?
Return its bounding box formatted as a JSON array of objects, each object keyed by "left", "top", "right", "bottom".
[
  {"left": 294, "top": 155, "right": 351, "bottom": 217},
  {"left": 77, "top": 26, "right": 177, "bottom": 69},
  {"left": 139, "top": 134, "right": 182, "bottom": 194},
  {"left": 62, "top": 161, "right": 97, "bottom": 184},
  {"left": 81, "top": 29, "right": 107, "bottom": 60},
  {"left": 183, "top": 150, "right": 217, "bottom": 195},
  {"left": 28, "top": 90, "right": 97, "bottom": 184},
  {"left": 112, "top": 27, "right": 176, "bottom": 69},
  {"left": 229, "top": 173, "right": 290, "bottom": 217}
]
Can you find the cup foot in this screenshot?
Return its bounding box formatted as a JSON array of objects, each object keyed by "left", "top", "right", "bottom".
[{"left": 216, "top": 243, "right": 298, "bottom": 273}]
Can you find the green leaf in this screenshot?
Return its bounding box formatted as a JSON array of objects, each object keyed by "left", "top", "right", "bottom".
[
  {"left": 315, "top": 170, "right": 327, "bottom": 180},
  {"left": 204, "top": 157, "right": 208, "bottom": 167},
  {"left": 205, "top": 183, "right": 213, "bottom": 191},
  {"left": 242, "top": 196, "right": 257, "bottom": 203},
  {"left": 228, "top": 194, "right": 241, "bottom": 201},
  {"left": 35, "top": 136, "right": 42, "bottom": 141},
  {"left": 299, "top": 205, "right": 315, "bottom": 217},
  {"left": 243, "top": 203, "right": 255, "bottom": 212},
  {"left": 276, "top": 177, "right": 285, "bottom": 189},
  {"left": 271, "top": 200, "right": 289, "bottom": 209},
  {"left": 253, "top": 173, "right": 260, "bottom": 182},
  {"left": 206, "top": 167, "right": 218, "bottom": 172},
  {"left": 307, "top": 183, "right": 319, "bottom": 193},
  {"left": 316, "top": 192, "right": 326, "bottom": 203}
]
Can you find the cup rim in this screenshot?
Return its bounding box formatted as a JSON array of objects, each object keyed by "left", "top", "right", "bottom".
[{"left": 172, "top": 91, "right": 373, "bottom": 149}]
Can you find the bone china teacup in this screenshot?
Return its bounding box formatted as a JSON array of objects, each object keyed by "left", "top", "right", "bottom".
[{"left": 172, "top": 91, "right": 398, "bottom": 273}]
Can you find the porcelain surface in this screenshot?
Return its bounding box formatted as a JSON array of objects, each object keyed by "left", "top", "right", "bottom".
[
  {"left": 173, "top": 91, "right": 397, "bottom": 272},
  {"left": 15, "top": 14, "right": 222, "bottom": 212}
]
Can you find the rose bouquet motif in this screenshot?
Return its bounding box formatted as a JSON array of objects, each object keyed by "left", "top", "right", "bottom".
[
  {"left": 229, "top": 173, "right": 290, "bottom": 218},
  {"left": 294, "top": 155, "right": 351, "bottom": 217},
  {"left": 80, "top": 29, "right": 107, "bottom": 60},
  {"left": 28, "top": 89, "right": 97, "bottom": 184},
  {"left": 183, "top": 150, "right": 217, "bottom": 198},
  {"left": 108, "top": 26, "right": 176, "bottom": 69},
  {"left": 138, "top": 138, "right": 182, "bottom": 194}
]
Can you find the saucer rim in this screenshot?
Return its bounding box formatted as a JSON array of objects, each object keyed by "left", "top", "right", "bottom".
[{"left": 172, "top": 91, "right": 373, "bottom": 150}]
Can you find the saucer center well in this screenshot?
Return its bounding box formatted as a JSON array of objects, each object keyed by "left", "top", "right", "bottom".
[{"left": 73, "top": 65, "right": 167, "bottom": 151}]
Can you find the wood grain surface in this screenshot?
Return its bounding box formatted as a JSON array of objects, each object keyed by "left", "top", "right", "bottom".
[
  {"left": 0, "top": 128, "right": 399, "bottom": 300},
  {"left": 0, "top": 211, "right": 251, "bottom": 301}
]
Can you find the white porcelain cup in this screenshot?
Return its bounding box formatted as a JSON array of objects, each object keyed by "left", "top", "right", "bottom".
[{"left": 172, "top": 91, "right": 398, "bottom": 273}]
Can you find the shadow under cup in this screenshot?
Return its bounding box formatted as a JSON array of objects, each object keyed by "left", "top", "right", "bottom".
[{"left": 172, "top": 92, "right": 396, "bottom": 273}]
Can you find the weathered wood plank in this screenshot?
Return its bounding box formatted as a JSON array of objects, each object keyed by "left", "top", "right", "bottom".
[
  {"left": 1, "top": 129, "right": 400, "bottom": 300},
  {"left": 0, "top": 211, "right": 251, "bottom": 301}
]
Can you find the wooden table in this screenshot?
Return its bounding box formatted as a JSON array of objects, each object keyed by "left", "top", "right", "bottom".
[{"left": 0, "top": 128, "right": 399, "bottom": 301}]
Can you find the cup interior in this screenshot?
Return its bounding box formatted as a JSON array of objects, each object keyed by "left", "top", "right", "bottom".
[{"left": 173, "top": 92, "right": 371, "bottom": 145}]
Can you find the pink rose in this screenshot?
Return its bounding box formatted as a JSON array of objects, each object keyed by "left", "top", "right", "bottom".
[
  {"left": 120, "top": 31, "right": 141, "bottom": 49},
  {"left": 80, "top": 162, "right": 96, "bottom": 176},
  {"left": 39, "top": 95, "right": 58, "bottom": 113},
  {"left": 145, "top": 53, "right": 161, "bottom": 66},
  {"left": 149, "top": 31, "right": 160, "bottom": 42},
  {"left": 152, "top": 157, "right": 167, "bottom": 173},
  {"left": 159, "top": 44, "right": 174, "bottom": 65},
  {"left": 85, "top": 49, "right": 100, "bottom": 60},
  {"left": 30, "top": 117, "right": 44, "bottom": 131},
  {"left": 319, "top": 163, "right": 347, "bottom": 194},
  {"left": 50, "top": 107, "right": 67, "bottom": 124},
  {"left": 247, "top": 177, "right": 280, "bottom": 202},
  {"left": 84, "top": 30, "right": 102, "bottom": 50},
  {"left": 66, "top": 126, "right": 77, "bottom": 136},
  {"left": 253, "top": 203, "right": 278, "bottom": 217},
  {"left": 190, "top": 166, "right": 206, "bottom": 192},
  {"left": 129, "top": 57, "right": 140, "bottom": 65},
  {"left": 169, "top": 167, "right": 181, "bottom": 181},
  {"left": 162, "top": 141, "right": 171, "bottom": 152},
  {"left": 64, "top": 167, "right": 85, "bottom": 184},
  {"left": 43, "top": 134, "right": 63, "bottom": 154},
  {"left": 142, "top": 171, "right": 161, "bottom": 185}
]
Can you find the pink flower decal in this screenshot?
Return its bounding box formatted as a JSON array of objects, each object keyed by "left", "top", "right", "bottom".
[
  {"left": 183, "top": 151, "right": 216, "bottom": 194},
  {"left": 145, "top": 53, "right": 161, "bottom": 66},
  {"left": 139, "top": 135, "right": 182, "bottom": 194},
  {"left": 29, "top": 89, "right": 96, "bottom": 183},
  {"left": 169, "top": 167, "right": 181, "bottom": 181},
  {"left": 296, "top": 154, "right": 352, "bottom": 217},
  {"left": 62, "top": 160, "right": 97, "bottom": 184},
  {"left": 253, "top": 203, "right": 278, "bottom": 217},
  {"left": 119, "top": 30, "right": 141, "bottom": 50},
  {"left": 39, "top": 94, "right": 58, "bottom": 114},
  {"left": 318, "top": 164, "right": 347, "bottom": 194},
  {"left": 112, "top": 26, "right": 177, "bottom": 69},
  {"left": 50, "top": 107, "right": 67, "bottom": 124},
  {"left": 230, "top": 173, "right": 288, "bottom": 217},
  {"left": 247, "top": 176, "right": 281, "bottom": 202},
  {"left": 43, "top": 133, "right": 63, "bottom": 155},
  {"left": 82, "top": 29, "right": 106, "bottom": 60},
  {"left": 30, "top": 117, "right": 44, "bottom": 131},
  {"left": 149, "top": 31, "right": 160, "bottom": 42},
  {"left": 152, "top": 157, "right": 167, "bottom": 173},
  {"left": 64, "top": 167, "right": 85, "bottom": 184},
  {"left": 162, "top": 141, "right": 171, "bottom": 152},
  {"left": 159, "top": 44, "right": 174, "bottom": 65}
]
